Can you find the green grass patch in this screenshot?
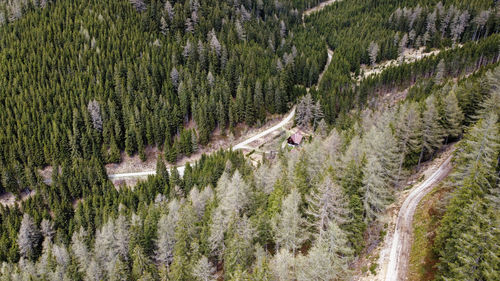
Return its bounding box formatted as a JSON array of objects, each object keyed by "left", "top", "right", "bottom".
[
  {"left": 369, "top": 262, "right": 378, "bottom": 275},
  {"left": 408, "top": 184, "right": 451, "bottom": 281}
]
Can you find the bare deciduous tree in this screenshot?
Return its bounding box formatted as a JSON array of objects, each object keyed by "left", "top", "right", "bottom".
[
  {"left": 362, "top": 154, "right": 391, "bottom": 222},
  {"left": 451, "top": 11, "right": 470, "bottom": 46},
  {"left": 71, "top": 227, "right": 90, "bottom": 273},
  {"left": 440, "top": 5, "right": 456, "bottom": 38},
  {"left": 306, "top": 176, "right": 349, "bottom": 234},
  {"left": 368, "top": 41, "right": 379, "bottom": 66},
  {"left": 426, "top": 10, "right": 437, "bottom": 35},
  {"left": 472, "top": 10, "right": 491, "bottom": 40},
  {"left": 209, "top": 29, "right": 221, "bottom": 56},
  {"left": 155, "top": 199, "right": 180, "bottom": 265},
  {"left": 160, "top": 17, "right": 168, "bottom": 35},
  {"left": 270, "top": 248, "right": 295, "bottom": 281},
  {"left": 296, "top": 93, "right": 323, "bottom": 130},
  {"left": 170, "top": 67, "right": 179, "bottom": 88},
  {"left": 18, "top": 213, "right": 40, "bottom": 259},
  {"left": 399, "top": 33, "right": 408, "bottom": 57},
  {"left": 52, "top": 244, "right": 69, "bottom": 269},
  {"left": 165, "top": 1, "right": 174, "bottom": 20},
  {"left": 395, "top": 102, "right": 422, "bottom": 179},
  {"left": 88, "top": 99, "right": 103, "bottom": 132},
  {"left": 129, "top": 0, "right": 146, "bottom": 12},
  {"left": 279, "top": 20, "right": 286, "bottom": 38},
  {"left": 192, "top": 256, "right": 217, "bottom": 281},
  {"left": 235, "top": 19, "right": 246, "bottom": 41},
  {"left": 183, "top": 40, "right": 193, "bottom": 59},
  {"left": 40, "top": 219, "right": 55, "bottom": 241},
  {"left": 435, "top": 59, "right": 446, "bottom": 84},
  {"left": 185, "top": 17, "right": 194, "bottom": 33},
  {"left": 273, "top": 188, "right": 308, "bottom": 253}
]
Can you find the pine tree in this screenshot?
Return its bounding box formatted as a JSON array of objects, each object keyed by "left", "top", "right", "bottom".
[
  {"left": 435, "top": 111, "right": 499, "bottom": 281},
  {"left": 395, "top": 102, "right": 422, "bottom": 177},
  {"left": 442, "top": 91, "right": 464, "bottom": 141},
  {"left": 435, "top": 59, "right": 446, "bottom": 84},
  {"left": 168, "top": 208, "right": 193, "bottom": 281},
  {"left": 156, "top": 155, "right": 169, "bottom": 185},
  {"left": 452, "top": 114, "right": 499, "bottom": 188},
  {"left": 131, "top": 245, "right": 152, "bottom": 280},
  {"left": 477, "top": 72, "right": 500, "bottom": 119},
  {"left": 107, "top": 137, "right": 121, "bottom": 163},
  {"left": 418, "top": 96, "right": 443, "bottom": 167}
]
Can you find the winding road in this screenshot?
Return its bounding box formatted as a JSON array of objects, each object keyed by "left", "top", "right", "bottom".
[
  {"left": 383, "top": 154, "right": 453, "bottom": 281},
  {"left": 47, "top": 0, "right": 335, "bottom": 184},
  {"left": 108, "top": 107, "right": 296, "bottom": 180}
]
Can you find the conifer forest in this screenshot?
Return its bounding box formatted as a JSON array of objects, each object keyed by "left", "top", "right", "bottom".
[{"left": 0, "top": 0, "right": 498, "bottom": 280}]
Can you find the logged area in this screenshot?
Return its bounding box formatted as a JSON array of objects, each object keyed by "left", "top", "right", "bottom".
[{"left": 0, "top": 1, "right": 498, "bottom": 280}]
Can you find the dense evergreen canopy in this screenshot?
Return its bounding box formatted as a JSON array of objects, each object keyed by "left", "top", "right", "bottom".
[{"left": 0, "top": 0, "right": 498, "bottom": 280}]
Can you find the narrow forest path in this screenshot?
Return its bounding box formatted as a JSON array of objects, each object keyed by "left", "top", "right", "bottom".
[{"left": 315, "top": 48, "right": 334, "bottom": 90}]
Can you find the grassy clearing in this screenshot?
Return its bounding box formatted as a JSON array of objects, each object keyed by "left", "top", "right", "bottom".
[{"left": 408, "top": 183, "right": 451, "bottom": 281}]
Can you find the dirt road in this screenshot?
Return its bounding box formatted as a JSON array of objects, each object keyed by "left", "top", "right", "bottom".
[
  {"left": 382, "top": 154, "right": 453, "bottom": 281},
  {"left": 315, "top": 48, "right": 333, "bottom": 90},
  {"left": 108, "top": 107, "right": 296, "bottom": 180}
]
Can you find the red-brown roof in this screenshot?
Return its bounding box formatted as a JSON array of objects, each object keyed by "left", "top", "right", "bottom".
[{"left": 288, "top": 132, "right": 303, "bottom": 144}]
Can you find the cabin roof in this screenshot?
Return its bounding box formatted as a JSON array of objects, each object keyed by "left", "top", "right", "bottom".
[{"left": 288, "top": 132, "right": 303, "bottom": 145}]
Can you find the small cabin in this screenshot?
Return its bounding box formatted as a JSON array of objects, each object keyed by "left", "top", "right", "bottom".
[{"left": 287, "top": 132, "right": 303, "bottom": 146}]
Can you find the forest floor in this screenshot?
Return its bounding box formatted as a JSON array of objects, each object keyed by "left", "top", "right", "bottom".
[
  {"left": 0, "top": 189, "right": 36, "bottom": 207},
  {"left": 355, "top": 144, "right": 455, "bottom": 281}
]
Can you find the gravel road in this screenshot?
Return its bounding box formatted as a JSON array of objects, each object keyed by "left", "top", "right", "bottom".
[
  {"left": 108, "top": 107, "right": 296, "bottom": 180},
  {"left": 383, "top": 154, "right": 453, "bottom": 281}
]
